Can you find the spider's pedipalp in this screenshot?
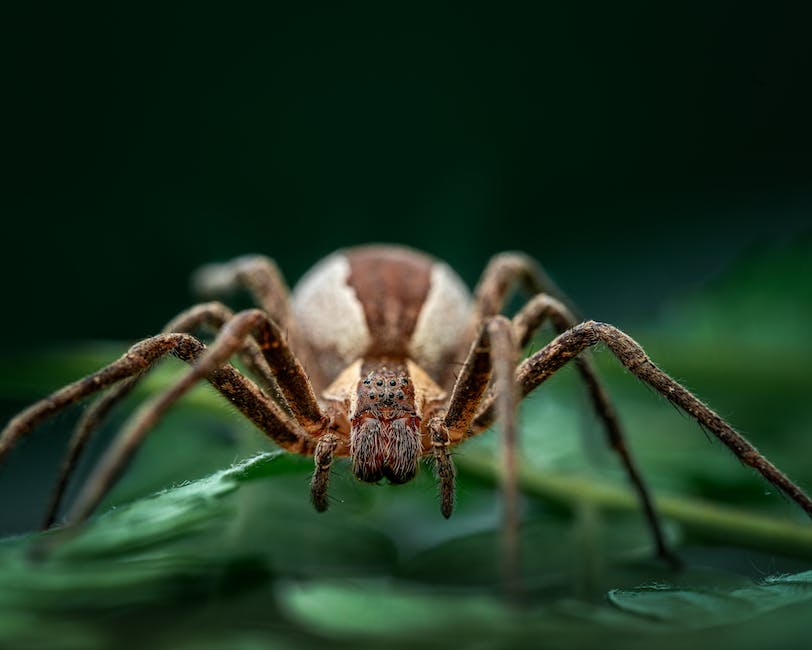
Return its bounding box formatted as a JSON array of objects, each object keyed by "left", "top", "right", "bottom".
[
  {"left": 311, "top": 433, "right": 339, "bottom": 512},
  {"left": 428, "top": 417, "right": 456, "bottom": 518}
]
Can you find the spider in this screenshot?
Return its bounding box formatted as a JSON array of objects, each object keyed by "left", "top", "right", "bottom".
[{"left": 1, "top": 244, "right": 810, "bottom": 577}]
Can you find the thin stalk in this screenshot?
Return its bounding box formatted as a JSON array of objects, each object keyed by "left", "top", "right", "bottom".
[{"left": 457, "top": 451, "right": 812, "bottom": 560}]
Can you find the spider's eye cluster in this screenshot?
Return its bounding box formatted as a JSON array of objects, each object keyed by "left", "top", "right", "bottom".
[
  {"left": 358, "top": 367, "right": 414, "bottom": 408},
  {"left": 351, "top": 365, "right": 421, "bottom": 485}
]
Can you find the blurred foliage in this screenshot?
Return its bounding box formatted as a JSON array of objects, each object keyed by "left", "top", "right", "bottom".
[{"left": 0, "top": 242, "right": 810, "bottom": 649}]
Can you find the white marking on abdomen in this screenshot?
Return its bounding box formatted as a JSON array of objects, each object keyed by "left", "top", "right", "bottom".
[
  {"left": 292, "top": 253, "right": 371, "bottom": 378},
  {"left": 409, "top": 262, "right": 471, "bottom": 373}
]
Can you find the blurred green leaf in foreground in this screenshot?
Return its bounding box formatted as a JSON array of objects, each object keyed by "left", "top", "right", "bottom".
[{"left": 0, "top": 240, "right": 810, "bottom": 649}]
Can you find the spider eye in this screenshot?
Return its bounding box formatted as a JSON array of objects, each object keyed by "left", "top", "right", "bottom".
[
  {"left": 369, "top": 392, "right": 375, "bottom": 398},
  {"left": 376, "top": 380, "right": 383, "bottom": 386},
  {"left": 389, "top": 379, "right": 396, "bottom": 386}
]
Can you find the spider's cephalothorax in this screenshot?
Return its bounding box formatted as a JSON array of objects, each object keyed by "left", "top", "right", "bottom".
[
  {"left": 2, "top": 244, "right": 811, "bottom": 580},
  {"left": 349, "top": 362, "right": 423, "bottom": 484}
]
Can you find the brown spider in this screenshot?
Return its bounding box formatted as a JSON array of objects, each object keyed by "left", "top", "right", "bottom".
[{"left": 1, "top": 245, "right": 810, "bottom": 577}]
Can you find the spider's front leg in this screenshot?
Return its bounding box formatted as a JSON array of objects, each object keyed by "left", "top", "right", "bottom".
[
  {"left": 1, "top": 332, "right": 310, "bottom": 523},
  {"left": 1, "top": 309, "right": 334, "bottom": 533},
  {"left": 434, "top": 315, "right": 521, "bottom": 596},
  {"left": 43, "top": 254, "right": 320, "bottom": 528},
  {"left": 63, "top": 308, "right": 332, "bottom": 527},
  {"left": 510, "top": 294, "right": 677, "bottom": 567},
  {"left": 469, "top": 252, "right": 679, "bottom": 568},
  {"left": 43, "top": 301, "right": 285, "bottom": 529},
  {"left": 483, "top": 321, "right": 812, "bottom": 518}
]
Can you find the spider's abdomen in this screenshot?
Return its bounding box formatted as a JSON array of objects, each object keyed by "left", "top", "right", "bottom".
[{"left": 292, "top": 245, "right": 471, "bottom": 382}]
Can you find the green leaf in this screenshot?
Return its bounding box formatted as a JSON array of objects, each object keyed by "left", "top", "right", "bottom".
[
  {"left": 608, "top": 570, "right": 812, "bottom": 628},
  {"left": 278, "top": 580, "right": 514, "bottom": 639}
]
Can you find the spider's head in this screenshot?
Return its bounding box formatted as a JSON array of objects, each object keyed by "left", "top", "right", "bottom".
[{"left": 349, "top": 362, "right": 421, "bottom": 484}]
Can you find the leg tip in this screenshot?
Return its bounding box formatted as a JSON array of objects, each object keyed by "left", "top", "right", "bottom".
[{"left": 441, "top": 498, "right": 455, "bottom": 519}]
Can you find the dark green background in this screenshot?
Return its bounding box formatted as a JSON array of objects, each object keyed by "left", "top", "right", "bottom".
[
  {"left": 3, "top": 2, "right": 811, "bottom": 349},
  {"left": 2, "top": 6, "right": 812, "bottom": 648}
]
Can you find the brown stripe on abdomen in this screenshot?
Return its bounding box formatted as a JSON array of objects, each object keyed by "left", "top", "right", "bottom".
[{"left": 346, "top": 246, "right": 433, "bottom": 357}]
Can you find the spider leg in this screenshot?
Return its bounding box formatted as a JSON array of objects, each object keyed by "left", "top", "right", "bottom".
[
  {"left": 469, "top": 255, "right": 628, "bottom": 448},
  {"left": 509, "top": 294, "right": 679, "bottom": 566},
  {"left": 0, "top": 332, "right": 309, "bottom": 484},
  {"left": 467, "top": 251, "right": 575, "bottom": 334},
  {"left": 467, "top": 255, "right": 683, "bottom": 579},
  {"left": 1, "top": 335, "right": 184, "bottom": 462},
  {"left": 488, "top": 319, "right": 521, "bottom": 599},
  {"left": 427, "top": 419, "right": 456, "bottom": 519},
  {"left": 439, "top": 315, "right": 522, "bottom": 598},
  {"left": 64, "top": 308, "right": 330, "bottom": 528},
  {"left": 42, "top": 301, "right": 286, "bottom": 530},
  {"left": 162, "top": 301, "right": 282, "bottom": 398},
  {"left": 478, "top": 321, "right": 812, "bottom": 519},
  {"left": 192, "top": 255, "right": 292, "bottom": 326},
  {"left": 191, "top": 254, "right": 326, "bottom": 390}
]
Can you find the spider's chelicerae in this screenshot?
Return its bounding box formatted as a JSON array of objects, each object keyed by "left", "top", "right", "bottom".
[{"left": 2, "top": 245, "right": 811, "bottom": 574}]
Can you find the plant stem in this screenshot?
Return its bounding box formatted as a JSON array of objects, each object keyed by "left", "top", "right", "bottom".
[{"left": 457, "top": 451, "right": 812, "bottom": 559}]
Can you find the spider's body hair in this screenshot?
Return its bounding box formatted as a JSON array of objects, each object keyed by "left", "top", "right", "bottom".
[
  {"left": 292, "top": 245, "right": 469, "bottom": 483},
  {"left": 321, "top": 357, "right": 446, "bottom": 483}
]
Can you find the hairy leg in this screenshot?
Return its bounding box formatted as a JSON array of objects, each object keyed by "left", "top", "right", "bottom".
[
  {"left": 469, "top": 252, "right": 575, "bottom": 330},
  {"left": 192, "top": 255, "right": 326, "bottom": 390},
  {"left": 64, "top": 309, "right": 331, "bottom": 527},
  {"left": 43, "top": 301, "right": 286, "bottom": 529},
  {"left": 469, "top": 255, "right": 678, "bottom": 565},
  {"left": 163, "top": 301, "right": 282, "bottom": 397},
  {"left": 477, "top": 321, "right": 812, "bottom": 518},
  {"left": 436, "top": 315, "right": 522, "bottom": 598},
  {"left": 192, "top": 255, "right": 292, "bottom": 327},
  {"left": 0, "top": 333, "right": 310, "bottom": 468},
  {"left": 508, "top": 294, "right": 678, "bottom": 566},
  {"left": 471, "top": 256, "right": 611, "bottom": 431}
]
